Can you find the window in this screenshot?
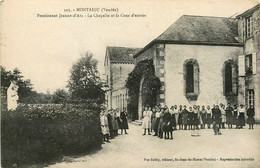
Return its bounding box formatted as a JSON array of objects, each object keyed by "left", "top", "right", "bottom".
[
  {"left": 184, "top": 59, "right": 199, "bottom": 100},
  {"left": 245, "top": 54, "right": 253, "bottom": 75},
  {"left": 246, "top": 16, "right": 253, "bottom": 38},
  {"left": 225, "top": 63, "right": 233, "bottom": 94},
  {"left": 186, "top": 63, "right": 194, "bottom": 93},
  {"left": 106, "top": 75, "right": 109, "bottom": 84},
  {"left": 248, "top": 89, "right": 255, "bottom": 108},
  {"left": 120, "top": 67, "right": 122, "bottom": 76},
  {"left": 223, "top": 60, "right": 238, "bottom": 95}
]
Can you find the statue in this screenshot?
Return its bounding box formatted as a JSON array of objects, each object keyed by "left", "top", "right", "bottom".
[{"left": 7, "top": 80, "right": 19, "bottom": 111}]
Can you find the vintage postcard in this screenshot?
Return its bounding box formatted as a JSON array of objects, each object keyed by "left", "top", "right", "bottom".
[{"left": 1, "top": 0, "right": 260, "bottom": 168}]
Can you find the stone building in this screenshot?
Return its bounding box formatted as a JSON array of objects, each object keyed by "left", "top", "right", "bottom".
[
  {"left": 104, "top": 46, "right": 141, "bottom": 110},
  {"left": 105, "top": 4, "right": 259, "bottom": 120},
  {"left": 133, "top": 15, "right": 244, "bottom": 119},
  {"left": 236, "top": 4, "right": 260, "bottom": 119}
]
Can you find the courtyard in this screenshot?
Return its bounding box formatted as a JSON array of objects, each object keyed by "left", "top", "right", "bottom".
[{"left": 46, "top": 123, "right": 260, "bottom": 168}]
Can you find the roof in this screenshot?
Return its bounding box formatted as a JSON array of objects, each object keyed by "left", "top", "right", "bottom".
[
  {"left": 134, "top": 15, "right": 243, "bottom": 58},
  {"left": 106, "top": 46, "right": 142, "bottom": 63},
  {"left": 236, "top": 4, "right": 260, "bottom": 18}
]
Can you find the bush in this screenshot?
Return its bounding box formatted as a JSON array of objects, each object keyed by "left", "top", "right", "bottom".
[{"left": 1, "top": 104, "right": 103, "bottom": 167}]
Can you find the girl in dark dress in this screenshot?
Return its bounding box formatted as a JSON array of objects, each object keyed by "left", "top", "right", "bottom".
[
  {"left": 120, "top": 107, "right": 128, "bottom": 134},
  {"left": 163, "top": 107, "right": 173, "bottom": 140},
  {"left": 247, "top": 105, "right": 255, "bottom": 129},
  {"left": 188, "top": 107, "right": 193, "bottom": 130},
  {"left": 193, "top": 105, "right": 199, "bottom": 129},
  {"left": 201, "top": 106, "right": 207, "bottom": 129},
  {"left": 182, "top": 105, "right": 189, "bottom": 130},
  {"left": 225, "top": 103, "right": 234, "bottom": 129},
  {"left": 107, "top": 110, "right": 114, "bottom": 138},
  {"left": 178, "top": 105, "right": 183, "bottom": 130},
  {"left": 170, "top": 106, "right": 177, "bottom": 130}
]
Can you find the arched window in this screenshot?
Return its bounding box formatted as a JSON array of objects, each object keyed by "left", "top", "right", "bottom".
[
  {"left": 184, "top": 59, "right": 199, "bottom": 100},
  {"left": 223, "top": 60, "right": 237, "bottom": 95},
  {"left": 225, "top": 63, "right": 232, "bottom": 94},
  {"left": 186, "top": 63, "right": 194, "bottom": 93}
]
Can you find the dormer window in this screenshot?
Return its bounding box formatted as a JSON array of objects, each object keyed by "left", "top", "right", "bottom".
[{"left": 246, "top": 16, "right": 253, "bottom": 38}]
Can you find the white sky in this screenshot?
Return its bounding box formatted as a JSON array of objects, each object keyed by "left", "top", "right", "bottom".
[{"left": 1, "top": 0, "right": 259, "bottom": 93}]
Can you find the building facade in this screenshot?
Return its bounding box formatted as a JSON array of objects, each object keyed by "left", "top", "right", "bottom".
[
  {"left": 134, "top": 15, "right": 244, "bottom": 119},
  {"left": 105, "top": 4, "right": 259, "bottom": 120},
  {"left": 236, "top": 4, "right": 260, "bottom": 119},
  {"left": 104, "top": 46, "right": 141, "bottom": 111}
]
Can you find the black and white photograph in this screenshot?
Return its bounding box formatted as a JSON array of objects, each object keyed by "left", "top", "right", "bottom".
[{"left": 1, "top": 0, "right": 260, "bottom": 167}]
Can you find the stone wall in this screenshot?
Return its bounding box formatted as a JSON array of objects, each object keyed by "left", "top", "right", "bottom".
[
  {"left": 164, "top": 44, "right": 243, "bottom": 107},
  {"left": 111, "top": 63, "right": 134, "bottom": 91}
]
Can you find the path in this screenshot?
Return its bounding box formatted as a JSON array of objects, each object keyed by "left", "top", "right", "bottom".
[{"left": 46, "top": 124, "right": 260, "bottom": 168}]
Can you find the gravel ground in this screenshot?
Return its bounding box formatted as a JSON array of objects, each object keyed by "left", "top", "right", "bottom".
[{"left": 46, "top": 124, "right": 260, "bottom": 168}]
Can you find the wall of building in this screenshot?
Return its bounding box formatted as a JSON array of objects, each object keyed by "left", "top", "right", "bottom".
[
  {"left": 164, "top": 44, "right": 243, "bottom": 108},
  {"left": 111, "top": 63, "right": 134, "bottom": 91},
  {"left": 104, "top": 54, "right": 112, "bottom": 109},
  {"left": 237, "top": 7, "right": 260, "bottom": 119}
]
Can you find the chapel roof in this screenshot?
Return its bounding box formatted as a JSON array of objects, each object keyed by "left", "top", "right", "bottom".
[{"left": 134, "top": 15, "right": 243, "bottom": 58}]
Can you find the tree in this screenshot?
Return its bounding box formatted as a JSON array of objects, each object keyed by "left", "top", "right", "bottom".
[
  {"left": 51, "top": 89, "right": 69, "bottom": 104},
  {"left": 67, "top": 52, "right": 105, "bottom": 104}
]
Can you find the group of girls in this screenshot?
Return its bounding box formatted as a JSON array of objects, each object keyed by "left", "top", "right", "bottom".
[
  {"left": 142, "top": 103, "right": 256, "bottom": 139},
  {"left": 100, "top": 107, "right": 129, "bottom": 143}
]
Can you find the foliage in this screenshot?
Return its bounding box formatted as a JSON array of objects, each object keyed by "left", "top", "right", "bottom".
[
  {"left": 51, "top": 89, "right": 69, "bottom": 104},
  {"left": 67, "top": 52, "right": 105, "bottom": 104},
  {"left": 126, "top": 60, "right": 161, "bottom": 120},
  {"left": 1, "top": 66, "right": 52, "bottom": 104},
  {"left": 1, "top": 104, "right": 103, "bottom": 167}
]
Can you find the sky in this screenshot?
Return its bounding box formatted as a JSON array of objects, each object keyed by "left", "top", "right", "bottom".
[{"left": 1, "top": 0, "right": 259, "bottom": 93}]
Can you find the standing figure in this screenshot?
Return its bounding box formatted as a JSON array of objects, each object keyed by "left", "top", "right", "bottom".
[
  {"left": 233, "top": 105, "right": 239, "bottom": 129},
  {"left": 225, "top": 103, "right": 233, "bottom": 129},
  {"left": 188, "top": 107, "right": 193, "bottom": 130},
  {"left": 247, "top": 105, "right": 255, "bottom": 129},
  {"left": 193, "top": 105, "right": 199, "bottom": 129},
  {"left": 238, "top": 104, "right": 246, "bottom": 129},
  {"left": 206, "top": 105, "right": 212, "bottom": 128},
  {"left": 142, "top": 107, "right": 152, "bottom": 135},
  {"left": 107, "top": 110, "right": 114, "bottom": 138},
  {"left": 212, "top": 105, "right": 222, "bottom": 128},
  {"left": 163, "top": 107, "right": 173, "bottom": 140},
  {"left": 220, "top": 104, "right": 226, "bottom": 129},
  {"left": 111, "top": 110, "right": 119, "bottom": 136},
  {"left": 182, "top": 105, "right": 189, "bottom": 130},
  {"left": 157, "top": 108, "right": 165, "bottom": 139},
  {"left": 197, "top": 105, "right": 203, "bottom": 129},
  {"left": 151, "top": 107, "right": 157, "bottom": 133},
  {"left": 100, "top": 111, "right": 110, "bottom": 142},
  {"left": 120, "top": 107, "right": 129, "bottom": 134},
  {"left": 178, "top": 105, "right": 183, "bottom": 130},
  {"left": 7, "top": 80, "right": 19, "bottom": 111},
  {"left": 170, "top": 106, "right": 177, "bottom": 130},
  {"left": 201, "top": 106, "right": 207, "bottom": 129},
  {"left": 116, "top": 109, "right": 122, "bottom": 133},
  {"left": 153, "top": 106, "right": 160, "bottom": 136}
]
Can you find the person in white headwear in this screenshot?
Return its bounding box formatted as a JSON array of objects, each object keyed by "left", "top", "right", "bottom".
[{"left": 7, "top": 80, "right": 19, "bottom": 111}]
